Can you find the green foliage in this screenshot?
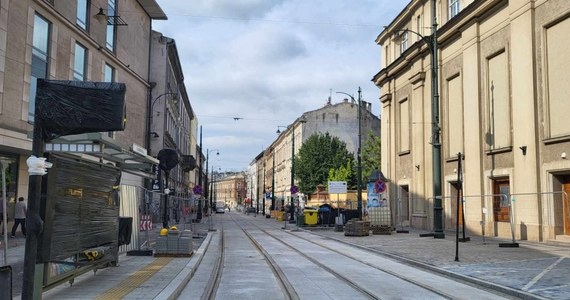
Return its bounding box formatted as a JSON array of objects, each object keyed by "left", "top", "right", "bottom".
[
  {"left": 328, "top": 159, "right": 356, "bottom": 189},
  {"left": 362, "top": 131, "right": 381, "bottom": 179},
  {"left": 294, "top": 132, "right": 354, "bottom": 194}
]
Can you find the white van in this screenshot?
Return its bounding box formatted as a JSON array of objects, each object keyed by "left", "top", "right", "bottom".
[{"left": 215, "top": 201, "right": 225, "bottom": 213}]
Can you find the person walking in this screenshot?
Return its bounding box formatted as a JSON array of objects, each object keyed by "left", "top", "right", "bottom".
[{"left": 11, "top": 197, "right": 26, "bottom": 238}]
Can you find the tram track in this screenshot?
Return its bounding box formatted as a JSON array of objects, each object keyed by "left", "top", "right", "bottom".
[
  {"left": 235, "top": 213, "right": 514, "bottom": 300},
  {"left": 201, "top": 221, "right": 224, "bottom": 300},
  {"left": 241, "top": 216, "right": 453, "bottom": 300},
  {"left": 197, "top": 213, "right": 509, "bottom": 299},
  {"left": 202, "top": 213, "right": 299, "bottom": 300}
]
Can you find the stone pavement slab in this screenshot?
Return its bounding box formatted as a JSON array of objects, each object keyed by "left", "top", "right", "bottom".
[{"left": 306, "top": 226, "right": 569, "bottom": 300}]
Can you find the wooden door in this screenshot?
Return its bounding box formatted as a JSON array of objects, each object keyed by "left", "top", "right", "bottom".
[
  {"left": 493, "top": 179, "right": 510, "bottom": 222},
  {"left": 563, "top": 177, "right": 570, "bottom": 235}
]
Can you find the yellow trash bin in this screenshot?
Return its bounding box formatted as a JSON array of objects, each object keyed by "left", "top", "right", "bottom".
[
  {"left": 304, "top": 209, "right": 318, "bottom": 225},
  {"left": 276, "top": 211, "right": 284, "bottom": 221}
]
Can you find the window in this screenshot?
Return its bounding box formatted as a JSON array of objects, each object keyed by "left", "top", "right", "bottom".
[
  {"left": 447, "top": 75, "right": 463, "bottom": 156},
  {"left": 449, "top": 0, "right": 460, "bottom": 19},
  {"left": 545, "top": 17, "right": 570, "bottom": 138},
  {"left": 399, "top": 31, "right": 409, "bottom": 54},
  {"left": 103, "top": 63, "right": 114, "bottom": 82},
  {"left": 103, "top": 63, "right": 115, "bottom": 138},
  {"left": 29, "top": 14, "right": 51, "bottom": 122},
  {"left": 106, "top": 0, "right": 117, "bottom": 51},
  {"left": 73, "top": 43, "right": 87, "bottom": 81},
  {"left": 416, "top": 14, "right": 422, "bottom": 42},
  {"left": 398, "top": 98, "right": 410, "bottom": 152},
  {"left": 487, "top": 51, "right": 510, "bottom": 150},
  {"left": 76, "top": 0, "right": 89, "bottom": 30}
]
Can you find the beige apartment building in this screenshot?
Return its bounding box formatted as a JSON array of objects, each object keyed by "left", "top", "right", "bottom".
[
  {"left": 374, "top": 0, "right": 570, "bottom": 242},
  {"left": 213, "top": 173, "right": 247, "bottom": 210},
  {"left": 260, "top": 99, "right": 380, "bottom": 212}
]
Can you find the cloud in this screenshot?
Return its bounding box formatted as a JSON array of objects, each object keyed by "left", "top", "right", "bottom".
[{"left": 154, "top": 0, "right": 409, "bottom": 170}]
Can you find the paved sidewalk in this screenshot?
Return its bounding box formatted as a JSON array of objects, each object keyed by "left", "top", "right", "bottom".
[
  {"left": 5, "top": 216, "right": 216, "bottom": 300},
  {"left": 3, "top": 213, "right": 570, "bottom": 299},
  {"left": 307, "top": 226, "right": 570, "bottom": 300}
]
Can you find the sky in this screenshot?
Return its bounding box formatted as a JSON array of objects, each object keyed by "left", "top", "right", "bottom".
[{"left": 153, "top": 0, "right": 409, "bottom": 171}]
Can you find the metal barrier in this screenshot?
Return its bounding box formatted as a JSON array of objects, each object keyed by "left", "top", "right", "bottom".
[{"left": 508, "top": 191, "right": 568, "bottom": 242}]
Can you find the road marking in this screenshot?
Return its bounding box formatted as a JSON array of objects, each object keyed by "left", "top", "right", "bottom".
[
  {"left": 94, "top": 257, "right": 173, "bottom": 300},
  {"left": 522, "top": 257, "right": 565, "bottom": 291}
]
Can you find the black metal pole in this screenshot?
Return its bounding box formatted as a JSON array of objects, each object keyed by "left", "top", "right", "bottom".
[
  {"left": 209, "top": 165, "right": 214, "bottom": 210},
  {"left": 197, "top": 127, "right": 203, "bottom": 220},
  {"left": 289, "top": 128, "right": 295, "bottom": 222},
  {"left": 256, "top": 174, "right": 260, "bottom": 215},
  {"left": 357, "top": 87, "right": 363, "bottom": 220},
  {"left": 431, "top": 0, "right": 444, "bottom": 239},
  {"left": 263, "top": 163, "right": 266, "bottom": 216},
  {"left": 455, "top": 152, "right": 462, "bottom": 261},
  {"left": 22, "top": 121, "right": 45, "bottom": 300},
  {"left": 163, "top": 171, "right": 170, "bottom": 228},
  {"left": 271, "top": 152, "right": 275, "bottom": 213},
  {"left": 205, "top": 150, "right": 209, "bottom": 204}
]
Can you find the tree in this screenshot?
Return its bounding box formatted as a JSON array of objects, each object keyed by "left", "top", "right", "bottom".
[
  {"left": 328, "top": 159, "right": 356, "bottom": 189},
  {"left": 361, "top": 131, "right": 381, "bottom": 179},
  {"left": 294, "top": 132, "right": 354, "bottom": 194}
]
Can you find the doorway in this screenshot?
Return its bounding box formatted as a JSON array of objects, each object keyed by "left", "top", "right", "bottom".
[
  {"left": 450, "top": 182, "right": 464, "bottom": 228},
  {"left": 562, "top": 176, "right": 570, "bottom": 235},
  {"left": 399, "top": 185, "right": 409, "bottom": 226},
  {"left": 492, "top": 178, "right": 510, "bottom": 222}
]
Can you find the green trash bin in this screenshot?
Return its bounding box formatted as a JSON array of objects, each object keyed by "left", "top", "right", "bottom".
[
  {"left": 304, "top": 209, "right": 318, "bottom": 225},
  {"left": 296, "top": 214, "right": 305, "bottom": 226}
]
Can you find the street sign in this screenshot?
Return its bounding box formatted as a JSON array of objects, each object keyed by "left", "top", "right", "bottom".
[
  {"left": 374, "top": 179, "right": 386, "bottom": 193},
  {"left": 193, "top": 185, "right": 202, "bottom": 195},
  {"left": 265, "top": 191, "right": 271, "bottom": 199},
  {"left": 290, "top": 185, "right": 298, "bottom": 194},
  {"left": 328, "top": 181, "right": 347, "bottom": 194}
]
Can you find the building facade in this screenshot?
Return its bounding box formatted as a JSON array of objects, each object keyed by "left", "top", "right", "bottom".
[
  {"left": 149, "top": 30, "right": 197, "bottom": 197},
  {"left": 0, "top": 0, "right": 166, "bottom": 217},
  {"left": 264, "top": 99, "right": 381, "bottom": 211},
  {"left": 374, "top": 0, "right": 570, "bottom": 242},
  {"left": 214, "top": 173, "right": 246, "bottom": 210}
]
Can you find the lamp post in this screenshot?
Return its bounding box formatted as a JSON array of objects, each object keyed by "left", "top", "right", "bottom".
[
  {"left": 336, "top": 87, "right": 363, "bottom": 220},
  {"left": 204, "top": 149, "right": 219, "bottom": 211},
  {"left": 147, "top": 92, "right": 178, "bottom": 155},
  {"left": 263, "top": 162, "right": 266, "bottom": 216},
  {"left": 271, "top": 151, "right": 275, "bottom": 213},
  {"left": 395, "top": 0, "right": 443, "bottom": 238}
]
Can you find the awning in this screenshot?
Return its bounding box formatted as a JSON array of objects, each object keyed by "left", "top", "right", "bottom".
[{"left": 44, "top": 132, "right": 158, "bottom": 179}]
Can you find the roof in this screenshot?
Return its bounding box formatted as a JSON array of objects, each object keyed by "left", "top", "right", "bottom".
[
  {"left": 45, "top": 132, "right": 159, "bottom": 179},
  {"left": 137, "top": 0, "right": 168, "bottom": 20}
]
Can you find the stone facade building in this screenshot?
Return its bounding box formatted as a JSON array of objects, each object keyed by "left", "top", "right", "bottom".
[
  {"left": 260, "top": 100, "right": 380, "bottom": 211},
  {"left": 374, "top": 0, "right": 570, "bottom": 242},
  {"left": 214, "top": 172, "right": 247, "bottom": 210},
  {"left": 0, "top": 1, "right": 199, "bottom": 230}
]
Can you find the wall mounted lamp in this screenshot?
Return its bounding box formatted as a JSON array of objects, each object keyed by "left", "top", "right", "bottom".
[{"left": 94, "top": 8, "right": 128, "bottom": 26}]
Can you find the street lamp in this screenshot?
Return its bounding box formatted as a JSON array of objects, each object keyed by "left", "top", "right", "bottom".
[
  {"left": 205, "top": 149, "right": 220, "bottom": 211},
  {"left": 336, "top": 87, "right": 363, "bottom": 220},
  {"left": 146, "top": 92, "right": 178, "bottom": 155},
  {"left": 394, "top": 0, "right": 443, "bottom": 238},
  {"left": 271, "top": 150, "right": 275, "bottom": 213}
]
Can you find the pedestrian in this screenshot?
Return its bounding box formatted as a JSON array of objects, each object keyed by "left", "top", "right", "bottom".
[{"left": 11, "top": 197, "right": 26, "bottom": 238}]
